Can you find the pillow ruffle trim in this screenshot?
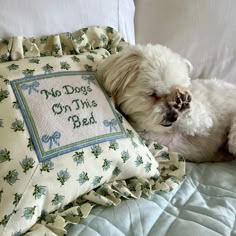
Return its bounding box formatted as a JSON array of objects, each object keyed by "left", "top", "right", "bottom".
[
  {"left": 25, "top": 146, "right": 185, "bottom": 236},
  {"left": 0, "top": 26, "right": 126, "bottom": 62}
]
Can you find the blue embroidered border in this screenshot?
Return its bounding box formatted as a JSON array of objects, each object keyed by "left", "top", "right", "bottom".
[{"left": 11, "top": 71, "right": 127, "bottom": 162}]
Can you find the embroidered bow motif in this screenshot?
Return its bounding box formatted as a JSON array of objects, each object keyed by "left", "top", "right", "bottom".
[
  {"left": 21, "top": 81, "right": 40, "bottom": 95},
  {"left": 103, "top": 119, "right": 118, "bottom": 132},
  {"left": 81, "top": 75, "right": 96, "bottom": 84},
  {"left": 41, "top": 131, "right": 61, "bottom": 149}
]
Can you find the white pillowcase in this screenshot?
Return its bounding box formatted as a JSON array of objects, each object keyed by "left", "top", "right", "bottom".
[
  {"left": 135, "top": 0, "right": 236, "bottom": 84},
  {"left": 0, "top": 0, "right": 135, "bottom": 44}
]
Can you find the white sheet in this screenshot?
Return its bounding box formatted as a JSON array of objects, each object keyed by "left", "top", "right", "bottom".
[{"left": 0, "top": 0, "right": 135, "bottom": 44}]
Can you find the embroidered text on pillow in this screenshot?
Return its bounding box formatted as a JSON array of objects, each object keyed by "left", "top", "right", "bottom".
[{"left": 11, "top": 71, "right": 126, "bottom": 161}]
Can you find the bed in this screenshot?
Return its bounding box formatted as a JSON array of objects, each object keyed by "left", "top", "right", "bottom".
[
  {"left": 66, "top": 161, "right": 236, "bottom": 236},
  {"left": 0, "top": 0, "right": 236, "bottom": 235}
]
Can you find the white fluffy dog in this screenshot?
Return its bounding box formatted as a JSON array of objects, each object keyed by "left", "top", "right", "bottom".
[{"left": 97, "top": 44, "right": 236, "bottom": 162}]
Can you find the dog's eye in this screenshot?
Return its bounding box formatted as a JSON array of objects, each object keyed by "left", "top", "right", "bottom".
[
  {"left": 150, "top": 92, "right": 156, "bottom": 97},
  {"left": 150, "top": 91, "right": 156, "bottom": 97},
  {"left": 150, "top": 92, "right": 161, "bottom": 100}
]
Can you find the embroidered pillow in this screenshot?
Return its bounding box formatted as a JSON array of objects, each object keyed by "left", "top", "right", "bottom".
[
  {"left": 0, "top": 28, "right": 161, "bottom": 235},
  {"left": 0, "top": 26, "right": 185, "bottom": 235}
]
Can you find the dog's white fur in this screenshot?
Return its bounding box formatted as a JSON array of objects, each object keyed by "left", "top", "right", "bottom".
[{"left": 97, "top": 44, "right": 236, "bottom": 162}]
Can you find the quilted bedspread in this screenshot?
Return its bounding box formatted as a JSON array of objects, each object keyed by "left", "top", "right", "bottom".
[{"left": 66, "top": 160, "right": 236, "bottom": 236}]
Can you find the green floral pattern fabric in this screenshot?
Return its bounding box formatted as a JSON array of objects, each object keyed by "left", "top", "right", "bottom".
[
  {"left": 0, "top": 26, "right": 185, "bottom": 235},
  {"left": 0, "top": 26, "right": 125, "bottom": 63}
]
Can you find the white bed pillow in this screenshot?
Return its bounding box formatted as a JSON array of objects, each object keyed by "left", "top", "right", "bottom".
[
  {"left": 0, "top": 0, "right": 135, "bottom": 44},
  {"left": 135, "top": 0, "right": 236, "bottom": 84}
]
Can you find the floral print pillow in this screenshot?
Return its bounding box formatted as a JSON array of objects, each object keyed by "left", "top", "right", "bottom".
[
  {"left": 0, "top": 27, "right": 185, "bottom": 235},
  {"left": 0, "top": 27, "right": 158, "bottom": 235}
]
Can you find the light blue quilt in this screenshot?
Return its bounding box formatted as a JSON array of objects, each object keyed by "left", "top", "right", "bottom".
[{"left": 66, "top": 160, "right": 236, "bottom": 236}]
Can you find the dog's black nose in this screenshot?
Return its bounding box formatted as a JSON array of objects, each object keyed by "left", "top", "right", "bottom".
[{"left": 166, "top": 110, "right": 178, "bottom": 122}]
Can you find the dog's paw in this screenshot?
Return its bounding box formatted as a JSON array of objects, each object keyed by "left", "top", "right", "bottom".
[
  {"left": 161, "top": 88, "right": 191, "bottom": 127},
  {"left": 168, "top": 88, "right": 191, "bottom": 111}
]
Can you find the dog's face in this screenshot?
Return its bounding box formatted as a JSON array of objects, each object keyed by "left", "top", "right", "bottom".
[{"left": 97, "top": 44, "right": 192, "bottom": 133}]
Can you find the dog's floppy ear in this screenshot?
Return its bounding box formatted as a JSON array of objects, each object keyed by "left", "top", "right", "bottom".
[{"left": 97, "top": 50, "right": 142, "bottom": 96}]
